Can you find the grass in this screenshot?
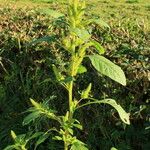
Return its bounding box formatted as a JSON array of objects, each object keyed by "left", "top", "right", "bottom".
[{"left": 0, "top": 0, "right": 149, "bottom": 30}]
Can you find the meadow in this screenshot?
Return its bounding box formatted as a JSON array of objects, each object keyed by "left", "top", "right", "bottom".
[{"left": 0, "top": 0, "right": 150, "bottom": 150}]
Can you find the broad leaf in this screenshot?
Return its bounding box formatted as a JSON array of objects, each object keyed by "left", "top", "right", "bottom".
[{"left": 89, "top": 55, "right": 126, "bottom": 86}]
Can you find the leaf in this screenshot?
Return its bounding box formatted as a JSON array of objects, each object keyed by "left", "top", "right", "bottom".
[
  {"left": 11, "top": 130, "right": 17, "bottom": 140},
  {"left": 73, "top": 124, "right": 83, "bottom": 130},
  {"left": 28, "top": 36, "right": 56, "bottom": 46},
  {"left": 35, "top": 133, "right": 50, "bottom": 149},
  {"left": 61, "top": 76, "right": 74, "bottom": 83},
  {"left": 71, "top": 139, "right": 88, "bottom": 150},
  {"left": 92, "top": 18, "right": 110, "bottom": 29},
  {"left": 52, "top": 64, "right": 64, "bottom": 81},
  {"left": 39, "top": 8, "right": 64, "bottom": 18},
  {"left": 81, "top": 83, "right": 92, "bottom": 99},
  {"left": 90, "top": 40, "right": 105, "bottom": 54},
  {"left": 78, "top": 98, "right": 130, "bottom": 125},
  {"left": 53, "top": 136, "right": 62, "bottom": 141},
  {"left": 89, "top": 55, "right": 126, "bottom": 86},
  {"left": 111, "top": 147, "right": 118, "bottom": 150},
  {"left": 23, "top": 111, "right": 41, "bottom": 125},
  {"left": 3, "top": 145, "right": 17, "bottom": 150},
  {"left": 77, "top": 65, "right": 87, "bottom": 74},
  {"left": 71, "top": 28, "right": 91, "bottom": 41},
  {"left": 30, "top": 99, "right": 41, "bottom": 109},
  {"left": 28, "top": 132, "right": 44, "bottom": 140}
]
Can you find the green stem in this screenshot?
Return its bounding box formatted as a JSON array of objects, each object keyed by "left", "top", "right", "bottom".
[
  {"left": 64, "top": 141, "right": 68, "bottom": 150},
  {"left": 69, "top": 81, "right": 73, "bottom": 113},
  {"left": 21, "top": 145, "right": 27, "bottom": 150}
]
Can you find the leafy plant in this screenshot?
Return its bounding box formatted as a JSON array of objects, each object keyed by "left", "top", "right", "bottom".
[{"left": 4, "top": 0, "right": 130, "bottom": 150}]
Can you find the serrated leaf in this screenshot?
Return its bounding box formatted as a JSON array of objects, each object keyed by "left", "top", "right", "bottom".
[
  {"left": 90, "top": 40, "right": 105, "bottom": 54},
  {"left": 23, "top": 111, "right": 41, "bottom": 125},
  {"left": 89, "top": 55, "right": 126, "bottom": 86},
  {"left": 77, "top": 65, "right": 87, "bottom": 74}
]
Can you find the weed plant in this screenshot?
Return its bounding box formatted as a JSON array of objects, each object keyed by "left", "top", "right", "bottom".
[
  {"left": 0, "top": 0, "right": 150, "bottom": 150},
  {"left": 3, "top": 0, "right": 131, "bottom": 150}
]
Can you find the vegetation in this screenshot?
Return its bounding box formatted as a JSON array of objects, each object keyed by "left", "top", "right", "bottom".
[{"left": 0, "top": 0, "right": 150, "bottom": 150}]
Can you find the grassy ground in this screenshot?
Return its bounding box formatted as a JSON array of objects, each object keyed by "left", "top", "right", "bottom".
[{"left": 0, "top": 0, "right": 150, "bottom": 22}]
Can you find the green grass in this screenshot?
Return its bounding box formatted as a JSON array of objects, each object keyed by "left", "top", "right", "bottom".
[{"left": 0, "top": 0, "right": 149, "bottom": 30}]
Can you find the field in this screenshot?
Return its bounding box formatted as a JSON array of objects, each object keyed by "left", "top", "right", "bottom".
[{"left": 0, "top": 0, "right": 150, "bottom": 150}]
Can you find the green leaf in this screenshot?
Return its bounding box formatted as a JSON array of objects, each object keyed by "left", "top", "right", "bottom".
[
  {"left": 30, "top": 99, "right": 41, "bottom": 109},
  {"left": 111, "top": 147, "right": 118, "bottom": 150},
  {"left": 11, "top": 130, "right": 17, "bottom": 140},
  {"left": 23, "top": 111, "right": 41, "bottom": 125},
  {"left": 89, "top": 55, "right": 126, "bottom": 86},
  {"left": 28, "top": 132, "right": 44, "bottom": 140},
  {"left": 78, "top": 98, "right": 130, "bottom": 125},
  {"left": 71, "top": 28, "right": 91, "bottom": 41},
  {"left": 81, "top": 83, "right": 92, "bottom": 99},
  {"left": 61, "top": 76, "right": 74, "bottom": 83},
  {"left": 35, "top": 133, "right": 50, "bottom": 149},
  {"left": 77, "top": 65, "right": 87, "bottom": 74},
  {"left": 92, "top": 18, "right": 110, "bottom": 29},
  {"left": 71, "top": 139, "right": 88, "bottom": 150},
  {"left": 28, "top": 36, "right": 56, "bottom": 46},
  {"left": 39, "top": 8, "right": 64, "bottom": 18},
  {"left": 73, "top": 124, "right": 83, "bottom": 130},
  {"left": 3, "top": 145, "right": 16, "bottom": 150},
  {"left": 53, "top": 136, "right": 62, "bottom": 141},
  {"left": 90, "top": 40, "right": 105, "bottom": 54},
  {"left": 52, "top": 64, "right": 64, "bottom": 81}
]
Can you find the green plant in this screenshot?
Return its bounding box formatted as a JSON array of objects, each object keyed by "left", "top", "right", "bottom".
[{"left": 4, "top": 0, "right": 130, "bottom": 150}]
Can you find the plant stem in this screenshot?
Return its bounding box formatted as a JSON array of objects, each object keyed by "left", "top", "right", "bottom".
[
  {"left": 69, "top": 80, "right": 73, "bottom": 113},
  {"left": 64, "top": 141, "right": 68, "bottom": 150}
]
